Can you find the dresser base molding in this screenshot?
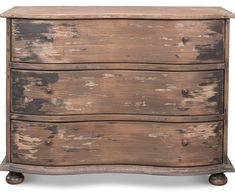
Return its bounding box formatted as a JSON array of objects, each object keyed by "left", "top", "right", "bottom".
[{"left": 1, "top": 157, "right": 234, "bottom": 177}]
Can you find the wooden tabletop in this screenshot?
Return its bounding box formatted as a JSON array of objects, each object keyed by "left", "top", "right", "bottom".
[{"left": 1, "top": 6, "right": 235, "bottom": 19}]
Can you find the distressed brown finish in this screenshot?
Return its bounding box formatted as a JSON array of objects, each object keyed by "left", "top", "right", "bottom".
[
  {"left": 1, "top": 6, "right": 235, "bottom": 185},
  {"left": 6, "top": 19, "right": 11, "bottom": 162},
  {"left": 11, "top": 19, "right": 225, "bottom": 64},
  {"left": 223, "top": 19, "right": 230, "bottom": 162},
  {"left": 1, "top": 6, "right": 235, "bottom": 19},
  {"left": 11, "top": 120, "right": 223, "bottom": 166},
  {"left": 11, "top": 69, "right": 224, "bottom": 115}
]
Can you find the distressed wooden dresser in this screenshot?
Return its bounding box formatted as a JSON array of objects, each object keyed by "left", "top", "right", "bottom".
[{"left": 1, "top": 6, "right": 235, "bottom": 185}]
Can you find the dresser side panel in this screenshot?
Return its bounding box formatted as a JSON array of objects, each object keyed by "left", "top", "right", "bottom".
[
  {"left": 6, "top": 19, "right": 11, "bottom": 162},
  {"left": 223, "top": 19, "right": 230, "bottom": 162}
]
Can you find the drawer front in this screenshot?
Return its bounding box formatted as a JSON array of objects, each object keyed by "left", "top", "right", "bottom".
[
  {"left": 11, "top": 70, "right": 223, "bottom": 115},
  {"left": 11, "top": 120, "right": 223, "bottom": 166},
  {"left": 12, "top": 19, "right": 224, "bottom": 64}
]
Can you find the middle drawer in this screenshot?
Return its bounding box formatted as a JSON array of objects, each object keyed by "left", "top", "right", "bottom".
[{"left": 11, "top": 70, "right": 223, "bottom": 116}]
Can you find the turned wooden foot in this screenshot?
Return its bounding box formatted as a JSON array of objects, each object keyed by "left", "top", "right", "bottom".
[
  {"left": 6, "top": 172, "right": 24, "bottom": 185},
  {"left": 209, "top": 173, "right": 227, "bottom": 186}
]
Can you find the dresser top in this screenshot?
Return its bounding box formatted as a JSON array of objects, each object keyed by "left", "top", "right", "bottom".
[{"left": 1, "top": 6, "right": 235, "bottom": 19}]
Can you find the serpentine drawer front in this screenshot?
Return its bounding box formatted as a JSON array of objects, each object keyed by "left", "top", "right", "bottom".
[{"left": 0, "top": 6, "right": 235, "bottom": 185}]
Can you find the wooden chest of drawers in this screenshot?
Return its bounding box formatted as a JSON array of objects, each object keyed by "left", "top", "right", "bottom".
[{"left": 1, "top": 6, "right": 235, "bottom": 185}]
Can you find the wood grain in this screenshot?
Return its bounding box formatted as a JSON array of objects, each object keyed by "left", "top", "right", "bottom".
[
  {"left": 11, "top": 19, "right": 225, "bottom": 64},
  {"left": 11, "top": 120, "right": 223, "bottom": 166},
  {"left": 1, "top": 6, "right": 235, "bottom": 19},
  {"left": 223, "top": 19, "right": 230, "bottom": 162},
  {"left": 6, "top": 19, "right": 11, "bottom": 162},
  {"left": 11, "top": 70, "right": 224, "bottom": 116}
]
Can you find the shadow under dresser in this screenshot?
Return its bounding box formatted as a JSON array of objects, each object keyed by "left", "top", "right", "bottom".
[{"left": 0, "top": 6, "right": 235, "bottom": 185}]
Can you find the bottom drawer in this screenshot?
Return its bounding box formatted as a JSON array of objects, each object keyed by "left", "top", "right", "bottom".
[{"left": 11, "top": 120, "right": 223, "bottom": 166}]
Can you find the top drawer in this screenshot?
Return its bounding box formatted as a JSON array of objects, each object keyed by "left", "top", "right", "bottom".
[{"left": 11, "top": 19, "right": 224, "bottom": 64}]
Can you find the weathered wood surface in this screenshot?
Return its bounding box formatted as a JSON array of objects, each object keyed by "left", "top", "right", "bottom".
[
  {"left": 223, "top": 19, "right": 230, "bottom": 162},
  {"left": 1, "top": 6, "right": 235, "bottom": 19},
  {"left": 11, "top": 120, "right": 223, "bottom": 166},
  {"left": 11, "top": 62, "right": 225, "bottom": 71},
  {"left": 12, "top": 19, "right": 225, "bottom": 64},
  {"left": 6, "top": 19, "right": 11, "bottom": 162},
  {"left": 1, "top": 157, "right": 234, "bottom": 176},
  {"left": 11, "top": 70, "right": 224, "bottom": 115}
]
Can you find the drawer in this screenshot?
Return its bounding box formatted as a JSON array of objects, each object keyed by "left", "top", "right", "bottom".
[
  {"left": 12, "top": 19, "right": 224, "bottom": 64},
  {"left": 11, "top": 70, "right": 224, "bottom": 116},
  {"left": 11, "top": 120, "right": 223, "bottom": 166}
]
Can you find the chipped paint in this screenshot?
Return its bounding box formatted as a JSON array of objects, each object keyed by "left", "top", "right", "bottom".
[
  {"left": 103, "top": 73, "right": 115, "bottom": 78},
  {"left": 82, "top": 142, "right": 93, "bottom": 146},
  {"left": 185, "top": 123, "right": 221, "bottom": 140},
  {"left": 11, "top": 120, "right": 223, "bottom": 166},
  {"left": 124, "top": 102, "right": 132, "bottom": 106},
  {"left": 135, "top": 101, "right": 147, "bottom": 107},
  {"left": 160, "top": 36, "right": 173, "bottom": 41},
  {"left": 177, "top": 42, "right": 185, "bottom": 47},
  {"left": 155, "top": 88, "right": 171, "bottom": 92},
  {"left": 164, "top": 103, "right": 177, "bottom": 106},
  {"left": 51, "top": 98, "right": 64, "bottom": 106},
  {"left": 14, "top": 131, "right": 42, "bottom": 160},
  {"left": 85, "top": 80, "right": 98, "bottom": 87},
  {"left": 148, "top": 133, "right": 168, "bottom": 139},
  {"left": 12, "top": 20, "right": 224, "bottom": 63},
  {"left": 180, "top": 83, "right": 219, "bottom": 110},
  {"left": 63, "top": 101, "right": 82, "bottom": 111}
]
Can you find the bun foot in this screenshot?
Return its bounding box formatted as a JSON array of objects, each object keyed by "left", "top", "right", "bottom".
[
  {"left": 209, "top": 173, "right": 227, "bottom": 186},
  {"left": 6, "top": 172, "right": 24, "bottom": 185}
]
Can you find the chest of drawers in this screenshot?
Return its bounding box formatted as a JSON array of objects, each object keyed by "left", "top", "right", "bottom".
[{"left": 1, "top": 6, "right": 235, "bottom": 185}]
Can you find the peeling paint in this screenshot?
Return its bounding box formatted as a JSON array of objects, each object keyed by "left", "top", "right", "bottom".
[
  {"left": 155, "top": 88, "right": 171, "bottom": 92},
  {"left": 14, "top": 131, "right": 42, "bottom": 160},
  {"left": 165, "top": 103, "right": 177, "bottom": 106},
  {"left": 160, "top": 36, "right": 173, "bottom": 41},
  {"left": 82, "top": 142, "right": 93, "bottom": 146},
  {"left": 135, "top": 101, "right": 147, "bottom": 107},
  {"left": 85, "top": 80, "right": 98, "bottom": 87},
  {"left": 177, "top": 42, "right": 185, "bottom": 47},
  {"left": 124, "top": 102, "right": 132, "bottom": 106},
  {"left": 148, "top": 133, "right": 168, "bottom": 139},
  {"left": 103, "top": 73, "right": 115, "bottom": 78}
]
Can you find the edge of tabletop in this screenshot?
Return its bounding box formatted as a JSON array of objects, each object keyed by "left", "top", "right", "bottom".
[{"left": 1, "top": 6, "right": 235, "bottom": 19}]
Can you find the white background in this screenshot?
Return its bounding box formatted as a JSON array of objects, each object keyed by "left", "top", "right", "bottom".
[{"left": 0, "top": 0, "right": 235, "bottom": 192}]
